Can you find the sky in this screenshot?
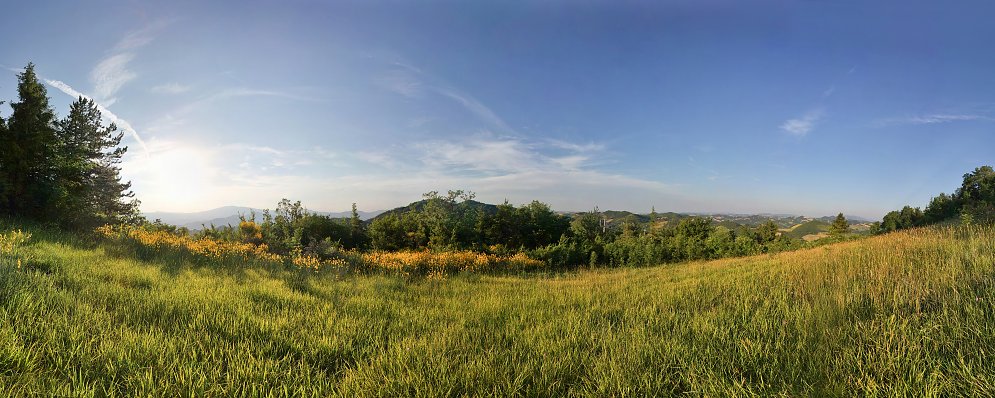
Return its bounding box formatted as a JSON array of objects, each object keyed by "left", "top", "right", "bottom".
[{"left": 1, "top": 0, "right": 994, "bottom": 219}]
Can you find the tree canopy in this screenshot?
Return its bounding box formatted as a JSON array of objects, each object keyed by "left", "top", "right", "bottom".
[
  {"left": 829, "top": 213, "right": 850, "bottom": 236},
  {"left": 0, "top": 63, "right": 138, "bottom": 228},
  {"left": 876, "top": 165, "right": 995, "bottom": 233}
]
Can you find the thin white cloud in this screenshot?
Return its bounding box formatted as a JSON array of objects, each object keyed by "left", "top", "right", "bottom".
[
  {"left": 415, "top": 136, "right": 615, "bottom": 179},
  {"left": 223, "top": 143, "right": 286, "bottom": 156},
  {"left": 355, "top": 150, "right": 403, "bottom": 170},
  {"left": 91, "top": 21, "right": 174, "bottom": 103},
  {"left": 222, "top": 143, "right": 340, "bottom": 177},
  {"left": 91, "top": 53, "right": 137, "bottom": 103},
  {"left": 550, "top": 155, "right": 589, "bottom": 171},
  {"left": 375, "top": 70, "right": 423, "bottom": 98},
  {"left": 141, "top": 87, "right": 326, "bottom": 136},
  {"left": 872, "top": 113, "right": 995, "bottom": 127},
  {"left": 547, "top": 139, "right": 605, "bottom": 153},
  {"left": 419, "top": 139, "right": 540, "bottom": 174},
  {"left": 114, "top": 19, "right": 171, "bottom": 51},
  {"left": 434, "top": 87, "right": 514, "bottom": 133},
  {"left": 214, "top": 88, "right": 325, "bottom": 102},
  {"left": 780, "top": 109, "right": 824, "bottom": 136},
  {"left": 822, "top": 86, "right": 836, "bottom": 98},
  {"left": 377, "top": 61, "right": 516, "bottom": 134},
  {"left": 44, "top": 79, "right": 149, "bottom": 155},
  {"left": 823, "top": 66, "right": 854, "bottom": 99},
  {"left": 150, "top": 83, "right": 191, "bottom": 94}
]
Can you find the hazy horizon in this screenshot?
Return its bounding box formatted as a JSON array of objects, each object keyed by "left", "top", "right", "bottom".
[
  {"left": 142, "top": 202, "right": 874, "bottom": 221},
  {"left": 3, "top": 1, "right": 993, "bottom": 219}
]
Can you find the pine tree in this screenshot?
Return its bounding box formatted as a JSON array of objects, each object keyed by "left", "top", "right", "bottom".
[
  {"left": 349, "top": 202, "right": 365, "bottom": 248},
  {"left": 829, "top": 213, "right": 850, "bottom": 236},
  {"left": 55, "top": 97, "right": 138, "bottom": 227},
  {"left": 755, "top": 220, "right": 778, "bottom": 244},
  {"left": 0, "top": 63, "right": 60, "bottom": 218}
]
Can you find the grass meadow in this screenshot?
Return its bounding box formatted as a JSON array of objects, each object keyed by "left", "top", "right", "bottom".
[{"left": 1, "top": 223, "right": 994, "bottom": 396}]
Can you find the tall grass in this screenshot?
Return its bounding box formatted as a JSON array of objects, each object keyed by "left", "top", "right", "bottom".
[{"left": 1, "top": 223, "right": 994, "bottom": 396}]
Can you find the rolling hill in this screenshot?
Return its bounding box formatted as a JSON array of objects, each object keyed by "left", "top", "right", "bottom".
[{"left": 781, "top": 219, "right": 832, "bottom": 240}]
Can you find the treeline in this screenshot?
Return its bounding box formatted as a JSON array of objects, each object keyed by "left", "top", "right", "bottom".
[
  {"left": 0, "top": 63, "right": 138, "bottom": 228},
  {"left": 154, "top": 198, "right": 367, "bottom": 259},
  {"left": 874, "top": 166, "right": 995, "bottom": 233},
  {"left": 366, "top": 192, "right": 851, "bottom": 268},
  {"left": 188, "top": 189, "right": 832, "bottom": 269}
]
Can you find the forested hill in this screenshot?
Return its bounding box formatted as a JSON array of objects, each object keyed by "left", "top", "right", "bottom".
[{"left": 370, "top": 199, "right": 498, "bottom": 222}]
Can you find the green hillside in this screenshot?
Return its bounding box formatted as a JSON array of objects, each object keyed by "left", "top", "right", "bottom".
[
  {"left": 369, "top": 199, "right": 499, "bottom": 223},
  {"left": 2, "top": 223, "right": 994, "bottom": 396},
  {"left": 782, "top": 219, "right": 831, "bottom": 239}
]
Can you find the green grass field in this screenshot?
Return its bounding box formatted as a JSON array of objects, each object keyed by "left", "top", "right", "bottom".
[{"left": 2, "top": 223, "right": 995, "bottom": 396}]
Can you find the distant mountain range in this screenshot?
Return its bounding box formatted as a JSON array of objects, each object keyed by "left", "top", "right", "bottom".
[
  {"left": 145, "top": 203, "right": 873, "bottom": 231},
  {"left": 144, "top": 206, "right": 384, "bottom": 230}
]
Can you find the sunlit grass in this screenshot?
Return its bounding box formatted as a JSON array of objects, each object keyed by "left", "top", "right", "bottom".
[{"left": 1, "top": 223, "right": 994, "bottom": 396}]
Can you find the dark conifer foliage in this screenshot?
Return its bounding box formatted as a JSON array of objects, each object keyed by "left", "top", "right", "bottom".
[
  {"left": 55, "top": 97, "right": 139, "bottom": 227},
  {"left": 829, "top": 213, "right": 850, "bottom": 236},
  {"left": 0, "top": 63, "right": 139, "bottom": 228},
  {"left": 0, "top": 63, "right": 59, "bottom": 218}
]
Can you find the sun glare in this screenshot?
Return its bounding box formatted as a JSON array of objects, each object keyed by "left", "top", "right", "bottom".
[{"left": 135, "top": 146, "right": 214, "bottom": 211}]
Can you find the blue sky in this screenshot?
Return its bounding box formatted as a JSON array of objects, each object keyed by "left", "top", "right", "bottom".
[{"left": 2, "top": 1, "right": 993, "bottom": 218}]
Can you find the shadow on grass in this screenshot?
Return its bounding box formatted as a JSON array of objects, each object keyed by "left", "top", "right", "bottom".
[{"left": 0, "top": 217, "right": 102, "bottom": 252}]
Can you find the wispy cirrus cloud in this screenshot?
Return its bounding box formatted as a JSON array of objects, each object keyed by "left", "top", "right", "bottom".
[
  {"left": 213, "top": 88, "right": 325, "bottom": 102},
  {"left": 780, "top": 109, "right": 824, "bottom": 136},
  {"left": 141, "top": 87, "right": 326, "bottom": 136},
  {"left": 419, "top": 138, "right": 540, "bottom": 174},
  {"left": 114, "top": 19, "right": 171, "bottom": 51},
  {"left": 150, "top": 83, "right": 191, "bottom": 94},
  {"left": 355, "top": 150, "right": 406, "bottom": 170},
  {"left": 91, "top": 53, "right": 137, "bottom": 105},
  {"left": 414, "top": 134, "right": 613, "bottom": 178},
  {"left": 781, "top": 66, "right": 854, "bottom": 137},
  {"left": 91, "top": 21, "right": 172, "bottom": 104},
  {"left": 433, "top": 87, "right": 514, "bottom": 133},
  {"left": 376, "top": 60, "right": 516, "bottom": 134},
  {"left": 876, "top": 113, "right": 993, "bottom": 126},
  {"left": 375, "top": 70, "right": 423, "bottom": 98},
  {"left": 547, "top": 139, "right": 605, "bottom": 153},
  {"left": 821, "top": 66, "right": 856, "bottom": 99}
]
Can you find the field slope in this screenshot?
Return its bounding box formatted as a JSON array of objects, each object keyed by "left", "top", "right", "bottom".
[{"left": 2, "top": 225, "right": 995, "bottom": 396}]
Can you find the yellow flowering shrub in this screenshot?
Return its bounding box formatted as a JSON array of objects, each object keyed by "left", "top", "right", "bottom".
[
  {"left": 290, "top": 254, "right": 347, "bottom": 272},
  {"left": 97, "top": 224, "right": 545, "bottom": 277},
  {"left": 238, "top": 221, "right": 263, "bottom": 245},
  {"left": 97, "top": 224, "right": 282, "bottom": 268},
  {"left": 0, "top": 229, "right": 32, "bottom": 270},
  {"left": 0, "top": 229, "right": 31, "bottom": 254}
]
